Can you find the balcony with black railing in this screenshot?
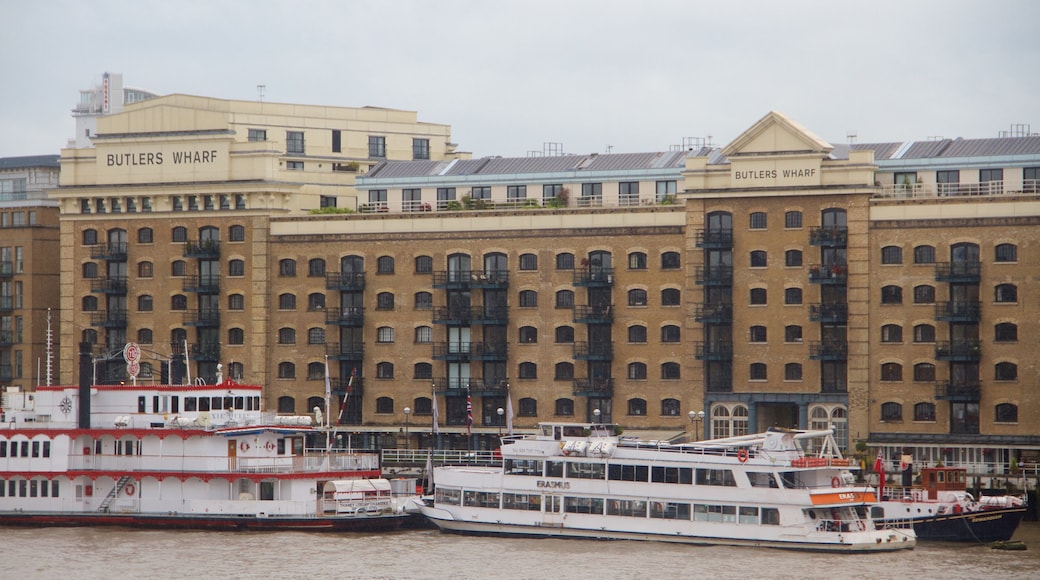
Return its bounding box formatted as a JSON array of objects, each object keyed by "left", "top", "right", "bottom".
[
  {"left": 431, "top": 270, "right": 471, "bottom": 290},
  {"left": 935, "top": 381, "right": 981, "bottom": 401},
  {"left": 573, "top": 341, "right": 614, "bottom": 361},
  {"left": 432, "top": 341, "right": 472, "bottom": 361},
  {"left": 808, "top": 263, "right": 847, "bottom": 285},
  {"left": 695, "top": 341, "right": 734, "bottom": 361},
  {"left": 573, "top": 377, "right": 614, "bottom": 397},
  {"left": 694, "top": 303, "right": 733, "bottom": 323},
  {"left": 182, "top": 275, "right": 220, "bottom": 294},
  {"left": 325, "top": 306, "right": 364, "bottom": 327},
  {"left": 90, "top": 309, "right": 128, "bottom": 328},
  {"left": 573, "top": 305, "right": 614, "bottom": 324},
  {"left": 934, "top": 301, "right": 981, "bottom": 322},
  {"left": 325, "top": 272, "right": 366, "bottom": 291},
  {"left": 694, "top": 266, "right": 733, "bottom": 286},
  {"left": 695, "top": 229, "right": 733, "bottom": 249},
  {"left": 935, "top": 261, "right": 981, "bottom": 283},
  {"left": 90, "top": 276, "right": 128, "bottom": 295},
  {"left": 573, "top": 268, "right": 615, "bottom": 288},
  {"left": 809, "top": 341, "right": 848, "bottom": 360},
  {"left": 808, "top": 226, "right": 848, "bottom": 248},
  {"left": 330, "top": 377, "right": 364, "bottom": 397},
  {"left": 469, "top": 270, "right": 509, "bottom": 289},
  {"left": 183, "top": 309, "right": 220, "bottom": 327},
  {"left": 935, "top": 340, "right": 982, "bottom": 361},
  {"left": 183, "top": 239, "right": 220, "bottom": 259},
  {"left": 472, "top": 342, "right": 508, "bottom": 361},
  {"left": 188, "top": 341, "right": 221, "bottom": 362},
  {"left": 809, "top": 302, "right": 848, "bottom": 323},
  {"left": 325, "top": 342, "right": 364, "bottom": 361},
  {"left": 90, "top": 242, "right": 128, "bottom": 261},
  {"left": 432, "top": 376, "right": 507, "bottom": 395}
]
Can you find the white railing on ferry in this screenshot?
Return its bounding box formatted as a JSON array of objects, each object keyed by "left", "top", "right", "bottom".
[
  {"left": 67, "top": 451, "right": 379, "bottom": 473},
  {"left": 381, "top": 449, "right": 499, "bottom": 466}
]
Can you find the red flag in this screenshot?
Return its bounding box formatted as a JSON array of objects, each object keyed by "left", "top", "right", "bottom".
[
  {"left": 466, "top": 391, "right": 473, "bottom": 436},
  {"left": 874, "top": 449, "right": 885, "bottom": 499}
]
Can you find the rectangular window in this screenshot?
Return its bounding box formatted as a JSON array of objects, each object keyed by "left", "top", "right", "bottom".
[
  {"left": 319, "top": 195, "right": 336, "bottom": 208},
  {"left": 979, "top": 168, "right": 1003, "bottom": 194},
  {"left": 1024, "top": 167, "right": 1040, "bottom": 193},
  {"left": 331, "top": 129, "right": 341, "bottom": 153},
  {"left": 619, "top": 181, "right": 639, "bottom": 205},
  {"left": 506, "top": 185, "right": 526, "bottom": 200},
  {"left": 368, "top": 136, "right": 386, "bottom": 158},
  {"left": 471, "top": 186, "right": 491, "bottom": 200},
  {"left": 286, "top": 161, "right": 304, "bottom": 171},
  {"left": 413, "top": 138, "right": 430, "bottom": 160},
  {"left": 286, "top": 131, "right": 305, "bottom": 154},
  {"left": 656, "top": 180, "right": 677, "bottom": 200},
  {"left": 248, "top": 129, "right": 267, "bottom": 142},
  {"left": 581, "top": 183, "right": 602, "bottom": 197},
  {"left": 543, "top": 184, "right": 563, "bottom": 202},
  {"left": 936, "top": 170, "right": 959, "bottom": 196}
]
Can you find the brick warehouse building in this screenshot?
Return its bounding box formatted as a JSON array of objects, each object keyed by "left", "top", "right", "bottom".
[{"left": 49, "top": 101, "right": 1039, "bottom": 468}]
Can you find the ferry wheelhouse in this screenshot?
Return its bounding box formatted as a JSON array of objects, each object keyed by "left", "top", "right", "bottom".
[
  {"left": 0, "top": 377, "right": 410, "bottom": 531},
  {"left": 421, "top": 422, "right": 916, "bottom": 552}
]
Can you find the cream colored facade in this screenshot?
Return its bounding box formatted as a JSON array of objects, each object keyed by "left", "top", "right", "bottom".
[{"left": 49, "top": 101, "right": 1039, "bottom": 467}]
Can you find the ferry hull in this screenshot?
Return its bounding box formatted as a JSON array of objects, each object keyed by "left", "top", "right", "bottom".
[
  {"left": 0, "top": 511, "right": 408, "bottom": 532},
  {"left": 909, "top": 507, "right": 1027, "bottom": 542},
  {"left": 420, "top": 507, "right": 914, "bottom": 553}
]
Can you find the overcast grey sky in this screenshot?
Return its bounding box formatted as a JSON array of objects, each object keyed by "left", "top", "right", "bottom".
[{"left": 2, "top": 0, "right": 1037, "bottom": 159}]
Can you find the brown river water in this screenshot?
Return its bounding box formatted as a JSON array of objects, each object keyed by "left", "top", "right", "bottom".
[{"left": 2, "top": 521, "right": 1038, "bottom": 579}]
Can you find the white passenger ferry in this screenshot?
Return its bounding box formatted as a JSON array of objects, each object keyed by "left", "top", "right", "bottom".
[
  {"left": 421, "top": 422, "right": 916, "bottom": 552},
  {"left": 0, "top": 375, "right": 411, "bottom": 531}
]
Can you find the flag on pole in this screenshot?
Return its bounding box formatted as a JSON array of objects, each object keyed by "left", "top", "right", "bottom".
[
  {"left": 431, "top": 384, "right": 439, "bottom": 435},
  {"left": 466, "top": 389, "right": 473, "bottom": 436},
  {"left": 873, "top": 448, "right": 886, "bottom": 499},
  {"left": 323, "top": 357, "right": 331, "bottom": 418},
  {"left": 505, "top": 390, "right": 514, "bottom": 437}
]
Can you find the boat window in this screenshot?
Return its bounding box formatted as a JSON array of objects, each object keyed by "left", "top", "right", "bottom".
[
  {"left": 563, "top": 426, "right": 584, "bottom": 437},
  {"left": 695, "top": 468, "right": 736, "bottom": 487},
  {"left": 607, "top": 499, "right": 647, "bottom": 517},
  {"left": 435, "top": 487, "right": 461, "bottom": 505},
  {"left": 608, "top": 464, "right": 649, "bottom": 482},
  {"left": 464, "top": 490, "right": 501, "bottom": 508},
  {"left": 502, "top": 493, "right": 541, "bottom": 511},
  {"left": 564, "top": 496, "right": 604, "bottom": 514},
  {"left": 546, "top": 461, "right": 564, "bottom": 478},
  {"left": 199, "top": 397, "right": 210, "bottom": 412},
  {"left": 778, "top": 471, "right": 798, "bottom": 488},
  {"left": 567, "top": 462, "right": 606, "bottom": 480},
  {"left": 739, "top": 506, "right": 759, "bottom": 524},
  {"left": 504, "top": 459, "right": 542, "bottom": 476},
  {"left": 184, "top": 397, "right": 197, "bottom": 412},
  {"left": 747, "top": 471, "right": 778, "bottom": 488},
  {"left": 761, "top": 507, "right": 780, "bottom": 525},
  {"left": 651, "top": 466, "right": 693, "bottom": 484},
  {"left": 650, "top": 502, "right": 691, "bottom": 520},
  {"left": 937, "top": 471, "right": 945, "bottom": 483}
]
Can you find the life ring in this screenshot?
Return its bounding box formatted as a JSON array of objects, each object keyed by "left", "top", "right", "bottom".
[
  {"left": 240, "top": 441, "right": 250, "bottom": 452},
  {"left": 357, "top": 506, "right": 368, "bottom": 516},
  {"left": 737, "top": 449, "right": 749, "bottom": 463},
  {"left": 124, "top": 483, "right": 136, "bottom": 496},
  {"left": 856, "top": 520, "right": 866, "bottom": 531},
  {"left": 265, "top": 441, "right": 275, "bottom": 451},
  {"left": 831, "top": 476, "right": 841, "bottom": 488}
]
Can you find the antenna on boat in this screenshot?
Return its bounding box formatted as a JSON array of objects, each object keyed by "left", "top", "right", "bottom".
[
  {"left": 45, "top": 309, "right": 53, "bottom": 386},
  {"left": 184, "top": 339, "right": 191, "bottom": 386}
]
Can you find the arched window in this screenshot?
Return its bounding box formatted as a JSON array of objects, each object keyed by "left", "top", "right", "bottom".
[
  {"left": 914, "top": 245, "right": 935, "bottom": 264},
  {"left": 279, "top": 258, "right": 296, "bottom": 277},
  {"left": 555, "top": 398, "right": 574, "bottom": 416},
  {"left": 994, "top": 243, "right": 1017, "bottom": 263},
  {"left": 171, "top": 260, "right": 186, "bottom": 277},
  {"left": 414, "top": 362, "right": 432, "bottom": 379},
  {"left": 413, "top": 397, "right": 432, "bottom": 415},
  {"left": 519, "top": 253, "right": 538, "bottom": 271},
  {"left": 627, "top": 362, "right": 647, "bottom": 379},
  {"left": 710, "top": 404, "right": 749, "bottom": 439},
  {"left": 138, "top": 227, "right": 153, "bottom": 243},
  {"left": 278, "top": 362, "right": 295, "bottom": 379},
  {"left": 750, "top": 288, "right": 767, "bottom": 305},
  {"left": 308, "top": 327, "right": 325, "bottom": 344},
  {"left": 555, "top": 326, "right": 574, "bottom": 343},
  {"left": 913, "top": 285, "right": 935, "bottom": 304},
  {"left": 308, "top": 293, "right": 325, "bottom": 311},
  {"left": 228, "top": 363, "right": 243, "bottom": 380},
  {"left": 881, "top": 285, "right": 902, "bottom": 304},
  {"left": 555, "top": 290, "right": 574, "bottom": 308},
  {"left": 661, "top": 251, "right": 680, "bottom": 270},
  {"left": 81, "top": 262, "right": 97, "bottom": 278},
  {"left": 277, "top": 396, "right": 295, "bottom": 414},
  {"left": 995, "top": 362, "right": 1018, "bottom": 381},
  {"left": 881, "top": 246, "right": 902, "bottom": 264},
  {"left": 995, "top": 322, "right": 1018, "bottom": 342},
  {"left": 414, "top": 291, "right": 432, "bottom": 310},
  {"left": 627, "top": 398, "right": 647, "bottom": 416},
  {"left": 228, "top": 259, "right": 245, "bottom": 276},
  {"left": 137, "top": 295, "right": 153, "bottom": 312},
  {"left": 628, "top": 325, "right": 647, "bottom": 343},
  {"left": 229, "top": 225, "right": 245, "bottom": 242},
  {"left": 376, "top": 326, "right": 395, "bottom": 343},
  {"left": 518, "top": 362, "right": 537, "bottom": 379},
  {"left": 785, "top": 325, "right": 802, "bottom": 343},
  {"left": 784, "top": 287, "right": 802, "bottom": 305},
  {"left": 228, "top": 293, "right": 245, "bottom": 310},
  {"left": 749, "top": 325, "right": 767, "bottom": 343},
  {"left": 82, "top": 228, "right": 98, "bottom": 245},
  {"left": 228, "top": 328, "right": 245, "bottom": 345},
  {"left": 376, "top": 397, "right": 394, "bottom": 414},
  {"left": 519, "top": 290, "right": 538, "bottom": 307},
  {"left": 661, "top": 398, "right": 680, "bottom": 416},
  {"left": 808, "top": 406, "right": 848, "bottom": 448},
  {"left": 749, "top": 362, "right": 767, "bottom": 380},
  {"left": 278, "top": 293, "right": 296, "bottom": 310},
  {"left": 785, "top": 249, "right": 802, "bottom": 267},
  {"left": 628, "top": 252, "right": 647, "bottom": 270},
  {"left": 171, "top": 226, "right": 187, "bottom": 242},
  {"left": 554, "top": 362, "right": 574, "bottom": 380},
  {"left": 995, "top": 403, "right": 1018, "bottom": 423},
  {"left": 661, "top": 288, "right": 680, "bottom": 306},
  {"left": 377, "top": 255, "right": 395, "bottom": 274},
  {"left": 555, "top": 252, "right": 574, "bottom": 270},
  {"left": 519, "top": 326, "right": 538, "bottom": 343},
  {"left": 913, "top": 324, "right": 935, "bottom": 343},
  {"left": 913, "top": 363, "right": 935, "bottom": 382},
  {"left": 660, "top": 325, "right": 680, "bottom": 343},
  {"left": 661, "top": 362, "right": 680, "bottom": 379},
  {"left": 137, "top": 328, "right": 152, "bottom": 344},
  {"left": 137, "top": 261, "right": 153, "bottom": 278},
  {"left": 881, "top": 362, "right": 903, "bottom": 381},
  {"left": 171, "top": 328, "right": 187, "bottom": 344},
  {"left": 995, "top": 283, "right": 1017, "bottom": 303},
  {"left": 376, "top": 362, "right": 394, "bottom": 379},
  {"left": 376, "top": 292, "right": 395, "bottom": 310},
  {"left": 307, "top": 362, "right": 325, "bottom": 380},
  {"left": 82, "top": 329, "right": 97, "bottom": 344},
  {"left": 519, "top": 398, "right": 537, "bottom": 417},
  {"left": 341, "top": 254, "right": 365, "bottom": 273},
  {"left": 415, "top": 255, "right": 433, "bottom": 273},
  {"left": 750, "top": 250, "right": 767, "bottom": 268},
  {"left": 628, "top": 289, "right": 647, "bottom": 306},
  {"left": 749, "top": 211, "right": 767, "bottom": 229},
  {"left": 414, "top": 326, "right": 432, "bottom": 344},
  {"left": 278, "top": 328, "right": 296, "bottom": 344},
  {"left": 881, "top": 402, "right": 902, "bottom": 421},
  {"left": 170, "top": 294, "right": 187, "bottom": 310},
  {"left": 881, "top": 324, "right": 902, "bottom": 343},
  {"left": 914, "top": 403, "right": 936, "bottom": 422},
  {"left": 784, "top": 210, "right": 802, "bottom": 228},
  {"left": 308, "top": 258, "right": 326, "bottom": 277}
]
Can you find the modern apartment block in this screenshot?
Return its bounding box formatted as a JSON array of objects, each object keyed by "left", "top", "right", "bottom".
[{"left": 50, "top": 100, "right": 1038, "bottom": 468}]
